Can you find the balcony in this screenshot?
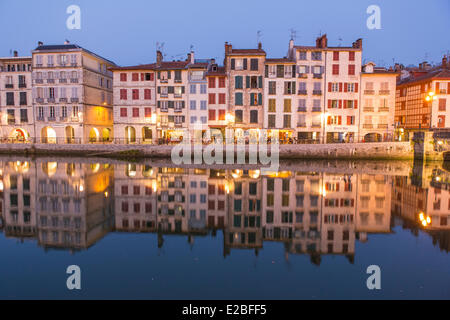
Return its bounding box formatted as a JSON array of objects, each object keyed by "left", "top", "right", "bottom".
[
  {"left": 311, "top": 123, "right": 321, "bottom": 128},
  {"left": 35, "top": 79, "right": 43, "bottom": 84},
  {"left": 47, "top": 64, "right": 54, "bottom": 67},
  {"left": 363, "top": 124, "right": 373, "bottom": 129},
  {"left": 70, "top": 78, "right": 79, "bottom": 83},
  {"left": 48, "top": 117, "right": 56, "bottom": 121},
  {"left": 379, "top": 90, "right": 390, "bottom": 95},
  {"left": 313, "top": 74, "right": 322, "bottom": 79},
  {"left": 70, "top": 98, "right": 79, "bottom": 103},
  {"left": 59, "top": 79, "right": 67, "bottom": 83},
  {"left": 160, "top": 93, "right": 168, "bottom": 98},
  {"left": 297, "top": 107, "right": 307, "bottom": 112},
  {"left": 47, "top": 98, "right": 55, "bottom": 103},
  {"left": 364, "top": 90, "right": 375, "bottom": 95},
  {"left": 19, "top": 100, "right": 27, "bottom": 106},
  {"left": 438, "top": 89, "right": 447, "bottom": 94},
  {"left": 298, "top": 73, "right": 307, "bottom": 79},
  {"left": 37, "top": 116, "right": 44, "bottom": 121},
  {"left": 71, "top": 117, "right": 79, "bottom": 122},
  {"left": 7, "top": 119, "right": 15, "bottom": 125},
  {"left": 378, "top": 107, "right": 390, "bottom": 112},
  {"left": 36, "top": 98, "right": 44, "bottom": 103},
  {"left": 71, "top": 63, "right": 78, "bottom": 67},
  {"left": 174, "top": 79, "right": 182, "bottom": 83},
  {"left": 160, "top": 79, "right": 168, "bottom": 83},
  {"left": 19, "top": 83, "right": 26, "bottom": 88},
  {"left": 59, "top": 98, "right": 68, "bottom": 102},
  {"left": 377, "top": 124, "right": 388, "bottom": 129},
  {"left": 47, "top": 79, "right": 55, "bottom": 83},
  {"left": 312, "top": 90, "right": 322, "bottom": 95},
  {"left": 174, "top": 93, "right": 182, "bottom": 98},
  {"left": 298, "top": 90, "right": 307, "bottom": 95},
  {"left": 312, "top": 107, "right": 321, "bottom": 112},
  {"left": 297, "top": 122, "right": 306, "bottom": 127},
  {"left": 363, "top": 107, "right": 374, "bottom": 112},
  {"left": 59, "top": 116, "right": 67, "bottom": 122},
  {"left": 5, "top": 84, "right": 13, "bottom": 88}
]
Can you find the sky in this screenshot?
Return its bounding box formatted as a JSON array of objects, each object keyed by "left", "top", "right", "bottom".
[{"left": 0, "top": 0, "right": 449, "bottom": 67}]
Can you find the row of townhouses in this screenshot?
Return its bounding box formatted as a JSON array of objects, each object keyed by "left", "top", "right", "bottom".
[{"left": 0, "top": 35, "right": 449, "bottom": 144}]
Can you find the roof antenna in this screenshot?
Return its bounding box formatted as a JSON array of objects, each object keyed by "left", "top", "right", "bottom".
[
  {"left": 256, "top": 30, "right": 262, "bottom": 45},
  {"left": 189, "top": 44, "right": 194, "bottom": 52},
  {"left": 289, "top": 28, "right": 297, "bottom": 41},
  {"left": 338, "top": 37, "right": 343, "bottom": 47}
]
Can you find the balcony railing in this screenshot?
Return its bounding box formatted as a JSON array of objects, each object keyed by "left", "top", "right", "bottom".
[
  {"left": 19, "top": 83, "right": 26, "bottom": 88},
  {"left": 59, "top": 79, "right": 67, "bottom": 83},
  {"left": 312, "top": 107, "right": 321, "bottom": 112},
  {"left": 312, "top": 90, "right": 322, "bottom": 95},
  {"left": 70, "top": 98, "right": 79, "bottom": 102},
  {"left": 70, "top": 78, "right": 79, "bottom": 83},
  {"left": 5, "top": 84, "right": 13, "bottom": 88},
  {"left": 363, "top": 124, "right": 373, "bottom": 129},
  {"left": 160, "top": 93, "right": 168, "bottom": 98},
  {"left": 379, "top": 90, "right": 390, "bottom": 95},
  {"left": 37, "top": 116, "right": 44, "bottom": 121},
  {"left": 313, "top": 74, "right": 322, "bottom": 79},
  {"left": 363, "top": 107, "right": 374, "bottom": 112},
  {"left": 48, "top": 116, "right": 56, "bottom": 121},
  {"left": 298, "top": 90, "right": 307, "bottom": 95},
  {"left": 297, "top": 107, "right": 307, "bottom": 112},
  {"left": 59, "top": 98, "right": 68, "bottom": 102},
  {"left": 71, "top": 117, "right": 80, "bottom": 122},
  {"left": 297, "top": 122, "right": 306, "bottom": 127},
  {"left": 364, "top": 89, "right": 375, "bottom": 95},
  {"left": 297, "top": 73, "right": 307, "bottom": 79},
  {"left": 47, "top": 98, "right": 55, "bottom": 103},
  {"left": 378, "top": 107, "right": 390, "bottom": 112},
  {"left": 59, "top": 116, "right": 67, "bottom": 122},
  {"left": 311, "top": 123, "right": 321, "bottom": 128},
  {"left": 47, "top": 79, "right": 55, "bottom": 83},
  {"left": 377, "top": 124, "right": 388, "bottom": 129},
  {"left": 35, "top": 79, "right": 43, "bottom": 84},
  {"left": 36, "top": 98, "right": 44, "bottom": 103}
]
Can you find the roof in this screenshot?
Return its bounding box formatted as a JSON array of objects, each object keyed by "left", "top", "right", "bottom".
[
  {"left": 110, "top": 60, "right": 190, "bottom": 71},
  {"left": 228, "top": 48, "right": 266, "bottom": 55},
  {"left": 265, "top": 58, "right": 295, "bottom": 64},
  {"left": 206, "top": 66, "right": 226, "bottom": 76},
  {"left": 294, "top": 45, "right": 361, "bottom": 51},
  {"left": 397, "top": 67, "right": 450, "bottom": 86},
  {"left": 33, "top": 43, "right": 116, "bottom": 66}
]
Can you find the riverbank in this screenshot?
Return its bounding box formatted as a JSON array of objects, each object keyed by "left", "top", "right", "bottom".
[{"left": 0, "top": 141, "right": 417, "bottom": 161}]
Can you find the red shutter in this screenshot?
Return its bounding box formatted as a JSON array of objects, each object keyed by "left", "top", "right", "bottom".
[
  {"left": 351, "top": 199, "right": 355, "bottom": 207},
  {"left": 339, "top": 83, "right": 343, "bottom": 92},
  {"left": 448, "top": 82, "right": 450, "bottom": 93},
  {"left": 208, "top": 93, "right": 216, "bottom": 104},
  {"left": 328, "top": 99, "right": 332, "bottom": 108},
  {"left": 336, "top": 183, "right": 340, "bottom": 191},
  {"left": 141, "top": 73, "right": 144, "bottom": 81},
  {"left": 150, "top": 73, "right": 154, "bottom": 81},
  {"left": 435, "top": 82, "right": 440, "bottom": 93},
  {"left": 327, "top": 116, "right": 331, "bottom": 125},
  {"left": 344, "top": 100, "right": 347, "bottom": 109},
  {"left": 347, "top": 116, "right": 351, "bottom": 125},
  {"left": 144, "top": 107, "right": 151, "bottom": 117},
  {"left": 339, "top": 100, "right": 342, "bottom": 108},
  {"left": 338, "top": 116, "right": 342, "bottom": 125},
  {"left": 340, "top": 199, "right": 344, "bottom": 206},
  {"left": 328, "top": 83, "right": 332, "bottom": 92},
  {"left": 354, "top": 100, "right": 358, "bottom": 109},
  {"left": 344, "top": 83, "right": 348, "bottom": 92},
  {"left": 355, "top": 83, "right": 358, "bottom": 92}
]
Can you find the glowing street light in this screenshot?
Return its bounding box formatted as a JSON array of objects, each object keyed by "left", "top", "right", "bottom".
[{"left": 418, "top": 211, "right": 431, "bottom": 227}]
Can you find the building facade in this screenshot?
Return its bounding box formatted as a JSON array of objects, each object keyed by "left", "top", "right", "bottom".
[
  {"left": 32, "top": 42, "right": 115, "bottom": 144},
  {"left": 0, "top": 53, "right": 34, "bottom": 141}
]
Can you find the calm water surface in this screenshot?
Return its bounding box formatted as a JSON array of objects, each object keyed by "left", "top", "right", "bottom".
[{"left": 0, "top": 156, "right": 449, "bottom": 299}]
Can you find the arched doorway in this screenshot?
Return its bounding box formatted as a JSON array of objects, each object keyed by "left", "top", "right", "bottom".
[
  {"left": 364, "top": 133, "right": 382, "bottom": 143},
  {"left": 9, "top": 128, "right": 29, "bottom": 142},
  {"left": 41, "top": 127, "right": 56, "bottom": 144},
  {"left": 142, "top": 127, "right": 152, "bottom": 143},
  {"left": 89, "top": 128, "right": 99, "bottom": 143},
  {"left": 102, "top": 128, "right": 111, "bottom": 142},
  {"left": 65, "top": 126, "right": 75, "bottom": 144},
  {"left": 125, "top": 126, "right": 136, "bottom": 144}
]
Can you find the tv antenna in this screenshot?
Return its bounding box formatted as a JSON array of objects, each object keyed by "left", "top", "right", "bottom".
[
  {"left": 289, "top": 28, "right": 297, "bottom": 41},
  {"left": 256, "top": 30, "right": 262, "bottom": 44},
  {"left": 338, "top": 37, "right": 343, "bottom": 47},
  {"left": 189, "top": 44, "right": 194, "bottom": 52}
]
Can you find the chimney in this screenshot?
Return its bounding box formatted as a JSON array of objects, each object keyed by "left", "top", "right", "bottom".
[
  {"left": 258, "top": 42, "right": 262, "bottom": 50},
  {"left": 288, "top": 39, "right": 294, "bottom": 59},
  {"left": 316, "top": 34, "right": 327, "bottom": 48},
  {"left": 38, "top": 41, "right": 43, "bottom": 47},
  {"left": 189, "top": 51, "right": 194, "bottom": 64},
  {"left": 64, "top": 39, "right": 70, "bottom": 45},
  {"left": 156, "top": 50, "right": 163, "bottom": 65},
  {"left": 13, "top": 50, "right": 18, "bottom": 57},
  {"left": 225, "top": 42, "right": 232, "bottom": 55},
  {"left": 442, "top": 55, "right": 448, "bottom": 69},
  {"left": 353, "top": 38, "right": 362, "bottom": 49}
]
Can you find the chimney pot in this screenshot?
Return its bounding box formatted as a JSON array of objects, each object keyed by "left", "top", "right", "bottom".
[
  {"left": 258, "top": 42, "right": 262, "bottom": 50},
  {"left": 13, "top": 50, "right": 18, "bottom": 57},
  {"left": 38, "top": 41, "right": 43, "bottom": 47},
  {"left": 156, "top": 50, "right": 163, "bottom": 65}
]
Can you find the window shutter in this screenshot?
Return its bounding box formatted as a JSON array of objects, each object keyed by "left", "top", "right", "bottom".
[
  {"left": 305, "top": 66, "right": 310, "bottom": 73},
  {"left": 339, "top": 83, "right": 343, "bottom": 92},
  {"left": 157, "top": 101, "right": 160, "bottom": 108},
  {"left": 54, "top": 88, "right": 58, "bottom": 98},
  {"left": 157, "top": 72, "right": 160, "bottom": 79},
  {"left": 265, "top": 65, "right": 268, "bottom": 77},
  {"left": 250, "top": 93, "right": 254, "bottom": 106},
  {"left": 167, "top": 71, "right": 171, "bottom": 79},
  {"left": 320, "top": 66, "right": 324, "bottom": 74},
  {"left": 328, "top": 83, "right": 332, "bottom": 92},
  {"left": 435, "top": 82, "right": 439, "bottom": 93},
  {"left": 141, "top": 73, "right": 144, "bottom": 81},
  {"left": 447, "top": 82, "right": 450, "bottom": 93},
  {"left": 157, "top": 87, "right": 161, "bottom": 94},
  {"left": 246, "top": 76, "right": 250, "bottom": 88},
  {"left": 182, "top": 86, "right": 185, "bottom": 94},
  {"left": 339, "top": 100, "right": 342, "bottom": 108},
  {"left": 292, "top": 81, "right": 296, "bottom": 93},
  {"left": 354, "top": 100, "right": 358, "bottom": 109},
  {"left": 231, "top": 59, "right": 235, "bottom": 70},
  {"left": 292, "top": 65, "right": 296, "bottom": 77},
  {"left": 328, "top": 100, "right": 332, "bottom": 108},
  {"left": 258, "top": 76, "right": 262, "bottom": 88},
  {"left": 344, "top": 83, "right": 348, "bottom": 92},
  {"left": 351, "top": 199, "right": 355, "bottom": 207},
  {"left": 338, "top": 116, "right": 342, "bottom": 125},
  {"left": 243, "top": 59, "right": 247, "bottom": 70},
  {"left": 355, "top": 83, "right": 358, "bottom": 92},
  {"left": 327, "top": 116, "right": 331, "bottom": 125},
  {"left": 344, "top": 100, "right": 347, "bottom": 108},
  {"left": 258, "top": 93, "right": 262, "bottom": 105}
]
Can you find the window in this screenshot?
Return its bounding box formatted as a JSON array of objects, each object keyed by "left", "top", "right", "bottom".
[
  {"left": 349, "top": 51, "right": 355, "bottom": 61},
  {"left": 348, "top": 64, "right": 355, "bottom": 75},
  {"left": 219, "top": 77, "right": 226, "bottom": 88},
  {"left": 20, "top": 92, "right": 27, "bottom": 105},
  {"left": 200, "top": 84, "right": 207, "bottom": 94},
  {"left": 333, "top": 51, "right": 339, "bottom": 61},
  {"left": 235, "top": 92, "right": 243, "bottom": 106},
  {"left": 332, "top": 64, "right": 339, "bottom": 75},
  {"left": 208, "top": 77, "right": 215, "bottom": 88},
  {"left": 218, "top": 110, "right": 225, "bottom": 120},
  {"left": 120, "top": 108, "right": 127, "bottom": 117},
  {"left": 120, "top": 89, "right": 127, "bottom": 100},
  {"left": 250, "top": 110, "right": 258, "bottom": 123},
  {"left": 311, "top": 51, "right": 322, "bottom": 60},
  {"left": 284, "top": 99, "right": 291, "bottom": 112},
  {"left": 268, "top": 81, "right": 276, "bottom": 95},
  {"left": 200, "top": 100, "right": 207, "bottom": 110},
  {"left": 268, "top": 99, "right": 276, "bottom": 112},
  {"left": 235, "top": 110, "right": 243, "bottom": 123},
  {"left": 209, "top": 110, "right": 216, "bottom": 121},
  {"left": 132, "top": 108, "right": 139, "bottom": 117},
  {"left": 298, "top": 51, "right": 307, "bottom": 60},
  {"left": 218, "top": 93, "right": 226, "bottom": 104},
  {"left": 132, "top": 89, "right": 139, "bottom": 100},
  {"left": 190, "top": 100, "right": 196, "bottom": 110},
  {"left": 190, "top": 84, "right": 196, "bottom": 93},
  {"left": 6, "top": 92, "right": 14, "bottom": 105},
  {"left": 132, "top": 73, "right": 139, "bottom": 81},
  {"left": 250, "top": 58, "right": 258, "bottom": 71},
  {"left": 235, "top": 76, "right": 243, "bottom": 89},
  {"left": 439, "top": 99, "right": 446, "bottom": 111},
  {"left": 119, "top": 73, "right": 127, "bottom": 81},
  {"left": 268, "top": 114, "right": 276, "bottom": 128},
  {"left": 209, "top": 93, "right": 216, "bottom": 104}
]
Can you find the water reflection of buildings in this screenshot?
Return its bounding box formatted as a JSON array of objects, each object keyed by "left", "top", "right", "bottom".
[{"left": 0, "top": 158, "right": 448, "bottom": 260}]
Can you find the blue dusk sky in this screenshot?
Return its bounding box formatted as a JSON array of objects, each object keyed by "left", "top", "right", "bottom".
[{"left": 0, "top": 0, "right": 449, "bottom": 67}]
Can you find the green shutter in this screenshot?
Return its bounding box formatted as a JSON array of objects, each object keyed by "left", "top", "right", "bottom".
[
  {"left": 258, "top": 93, "right": 262, "bottom": 105},
  {"left": 258, "top": 76, "right": 262, "bottom": 88},
  {"left": 292, "top": 81, "right": 296, "bottom": 94},
  {"left": 231, "top": 59, "right": 235, "bottom": 70},
  {"left": 246, "top": 76, "right": 250, "bottom": 88}
]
